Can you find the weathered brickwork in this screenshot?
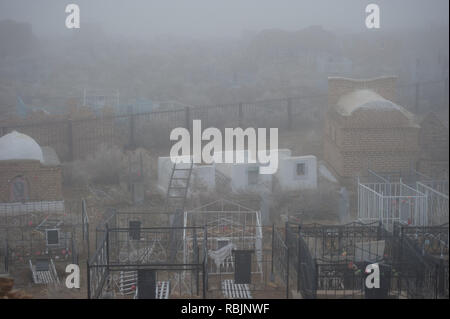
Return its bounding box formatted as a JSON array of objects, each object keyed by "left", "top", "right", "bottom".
[
  {"left": 0, "top": 160, "right": 63, "bottom": 202},
  {"left": 417, "top": 113, "right": 449, "bottom": 179}
]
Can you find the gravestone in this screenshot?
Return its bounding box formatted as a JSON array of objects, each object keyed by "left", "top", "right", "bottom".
[
  {"left": 137, "top": 269, "right": 156, "bottom": 299},
  {"left": 234, "top": 250, "right": 253, "bottom": 284},
  {"left": 129, "top": 220, "right": 141, "bottom": 240},
  {"left": 132, "top": 182, "right": 145, "bottom": 204},
  {"left": 364, "top": 263, "right": 391, "bottom": 299}
]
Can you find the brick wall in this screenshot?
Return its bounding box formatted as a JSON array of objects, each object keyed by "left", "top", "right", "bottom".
[
  {"left": 418, "top": 160, "right": 449, "bottom": 179},
  {"left": 416, "top": 113, "right": 449, "bottom": 178},
  {"left": 419, "top": 113, "right": 449, "bottom": 161},
  {"left": 324, "top": 120, "right": 419, "bottom": 179},
  {"left": 0, "top": 160, "right": 63, "bottom": 202},
  {"left": 1, "top": 117, "right": 116, "bottom": 162}
]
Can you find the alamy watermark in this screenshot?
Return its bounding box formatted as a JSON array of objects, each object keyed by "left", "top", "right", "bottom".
[
  {"left": 65, "top": 264, "right": 80, "bottom": 289},
  {"left": 365, "top": 263, "right": 380, "bottom": 289},
  {"left": 65, "top": 4, "right": 80, "bottom": 29},
  {"left": 170, "top": 120, "right": 279, "bottom": 174},
  {"left": 65, "top": 3, "right": 380, "bottom": 30},
  {"left": 366, "top": 4, "right": 381, "bottom": 29}
]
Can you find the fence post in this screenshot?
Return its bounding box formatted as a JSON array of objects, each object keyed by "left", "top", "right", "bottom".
[
  {"left": 437, "top": 258, "right": 444, "bottom": 298},
  {"left": 287, "top": 98, "right": 293, "bottom": 130},
  {"left": 271, "top": 224, "right": 275, "bottom": 276},
  {"left": 204, "top": 224, "right": 208, "bottom": 297},
  {"left": 286, "top": 246, "right": 290, "bottom": 299},
  {"left": 297, "top": 226, "right": 302, "bottom": 292},
  {"left": 86, "top": 220, "right": 90, "bottom": 261},
  {"left": 185, "top": 107, "right": 191, "bottom": 133},
  {"left": 0, "top": 126, "right": 7, "bottom": 137},
  {"left": 285, "top": 221, "right": 289, "bottom": 244},
  {"left": 445, "top": 78, "right": 449, "bottom": 106},
  {"left": 4, "top": 240, "right": 8, "bottom": 273},
  {"left": 196, "top": 246, "right": 200, "bottom": 296},
  {"left": 86, "top": 259, "right": 91, "bottom": 299},
  {"left": 105, "top": 223, "right": 110, "bottom": 273},
  {"left": 415, "top": 82, "right": 420, "bottom": 113},
  {"left": 67, "top": 120, "right": 74, "bottom": 161},
  {"left": 434, "top": 263, "right": 439, "bottom": 299},
  {"left": 377, "top": 220, "right": 382, "bottom": 240},
  {"left": 128, "top": 113, "right": 136, "bottom": 149},
  {"left": 238, "top": 103, "right": 243, "bottom": 127},
  {"left": 313, "top": 258, "right": 318, "bottom": 299}
]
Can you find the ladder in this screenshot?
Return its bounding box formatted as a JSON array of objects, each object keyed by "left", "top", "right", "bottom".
[
  {"left": 164, "top": 158, "right": 194, "bottom": 213},
  {"left": 118, "top": 245, "right": 153, "bottom": 295},
  {"left": 119, "top": 271, "right": 138, "bottom": 295}
]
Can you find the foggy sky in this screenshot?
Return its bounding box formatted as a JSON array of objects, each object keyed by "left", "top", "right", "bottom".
[{"left": 0, "top": 0, "right": 448, "bottom": 38}]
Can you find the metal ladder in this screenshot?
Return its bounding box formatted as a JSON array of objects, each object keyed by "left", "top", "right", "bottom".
[
  {"left": 118, "top": 271, "right": 138, "bottom": 295},
  {"left": 118, "top": 245, "right": 153, "bottom": 295},
  {"left": 164, "top": 158, "right": 194, "bottom": 213}
]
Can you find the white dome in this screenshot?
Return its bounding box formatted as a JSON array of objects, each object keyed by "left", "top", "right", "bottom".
[{"left": 0, "top": 131, "right": 44, "bottom": 162}]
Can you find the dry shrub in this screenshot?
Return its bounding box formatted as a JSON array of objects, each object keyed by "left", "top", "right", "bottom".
[
  {"left": 63, "top": 144, "right": 125, "bottom": 185},
  {"left": 63, "top": 145, "right": 158, "bottom": 191},
  {"left": 270, "top": 182, "right": 339, "bottom": 224}
]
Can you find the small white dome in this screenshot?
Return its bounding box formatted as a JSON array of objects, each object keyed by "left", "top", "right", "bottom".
[{"left": 0, "top": 131, "right": 44, "bottom": 162}]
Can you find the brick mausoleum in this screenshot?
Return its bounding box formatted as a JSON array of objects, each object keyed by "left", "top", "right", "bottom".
[
  {"left": 324, "top": 76, "right": 420, "bottom": 181},
  {"left": 0, "top": 131, "right": 62, "bottom": 204}
]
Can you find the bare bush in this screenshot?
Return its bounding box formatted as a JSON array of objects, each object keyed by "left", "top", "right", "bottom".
[
  {"left": 270, "top": 182, "right": 340, "bottom": 224},
  {"left": 63, "top": 144, "right": 125, "bottom": 185}
]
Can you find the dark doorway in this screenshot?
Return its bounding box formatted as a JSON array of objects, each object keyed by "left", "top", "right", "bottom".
[
  {"left": 129, "top": 220, "right": 141, "bottom": 240},
  {"left": 137, "top": 269, "right": 156, "bottom": 299},
  {"left": 10, "top": 176, "right": 29, "bottom": 202},
  {"left": 234, "top": 250, "right": 253, "bottom": 284}
]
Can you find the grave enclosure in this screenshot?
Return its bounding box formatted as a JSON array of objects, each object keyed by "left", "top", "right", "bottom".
[
  {"left": 274, "top": 221, "right": 449, "bottom": 299},
  {"left": 87, "top": 200, "right": 280, "bottom": 299},
  {"left": 0, "top": 199, "right": 89, "bottom": 284}
]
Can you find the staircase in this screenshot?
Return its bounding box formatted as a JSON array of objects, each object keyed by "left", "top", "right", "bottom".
[{"left": 165, "top": 158, "right": 194, "bottom": 213}]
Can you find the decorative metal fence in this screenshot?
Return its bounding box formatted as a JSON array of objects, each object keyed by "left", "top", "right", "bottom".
[
  {"left": 271, "top": 226, "right": 290, "bottom": 298},
  {"left": 294, "top": 221, "right": 449, "bottom": 299},
  {"left": 358, "top": 181, "right": 428, "bottom": 228},
  {"left": 88, "top": 209, "right": 207, "bottom": 299},
  {"left": 416, "top": 182, "right": 449, "bottom": 226},
  {"left": 0, "top": 200, "right": 88, "bottom": 269}
]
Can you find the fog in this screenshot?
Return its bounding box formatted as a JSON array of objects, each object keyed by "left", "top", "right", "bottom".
[
  {"left": 0, "top": 0, "right": 448, "bottom": 38},
  {"left": 0, "top": 1, "right": 449, "bottom": 300},
  {"left": 0, "top": 0, "right": 448, "bottom": 112}
]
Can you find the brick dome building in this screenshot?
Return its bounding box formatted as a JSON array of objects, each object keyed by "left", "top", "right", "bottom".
[{"left": 0, "top": 131, "right": 63, "bottom": 205}]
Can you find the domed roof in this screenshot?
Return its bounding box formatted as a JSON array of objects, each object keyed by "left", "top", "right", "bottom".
[
  {"left": 336, "top": 89, "right": 415, "bottom": 121},
  {"left": 0, "top": 131, "right": 44, "bottom": 162}
]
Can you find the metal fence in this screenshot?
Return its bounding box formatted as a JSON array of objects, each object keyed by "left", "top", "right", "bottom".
[
  {"left": 293, "top": 221, "right": 449, "bottom": 299},
  {"left": 271, "top": 226, "right": 289, "bottom": 298},
  {"left": 0, "top": 199, "right": 89, "bottom": 269},
  {"left": 0, "top": 95, "right": 324, "bottom": 162},
  {"left": 392, "top": 223, "right": 449, "bottom": 299},
  {"left": 416, "top": 182, "right": 449, "bottom": 225},
  {"left": 1, "top": 78, "right": 447, "bottom": 162},
  {"left": 88, "top": 209, "right": 207, "bottom": 299},
  {"left": 358, "top": 181, "right": 428, "bottom": 228}
]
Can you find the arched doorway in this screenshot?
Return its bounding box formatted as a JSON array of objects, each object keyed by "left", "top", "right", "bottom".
[{"left": 9, "top": 175, "right": 29, "bottom": 202}]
